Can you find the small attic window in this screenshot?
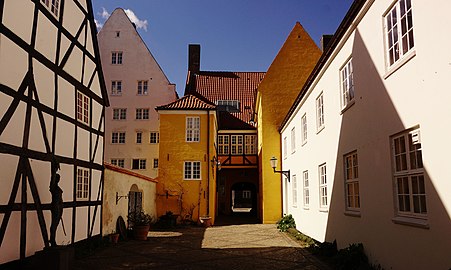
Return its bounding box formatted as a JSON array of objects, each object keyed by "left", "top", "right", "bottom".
[
  {"left": 116, "top": 31, "right": 120, "bottom": 38},
  {"left": 217, "top": 100, "right": 240, "bottom": 113}
]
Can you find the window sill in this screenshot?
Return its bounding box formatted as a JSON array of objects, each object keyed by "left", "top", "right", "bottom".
[
  {"left": 344, "top": 210, "right": 361, "bottom": 217},
  {"left": 340, "top": 100, "right": 355, "bottom": 115},
  {"left": 303, "top": 207, "right": 309, "bottom": 210},
  {"left": 316, "top": 126, "right": 325, "bottom": 135},
  {"left": 319, "top": 208, "right": 328, "bottom": 213},
  {"left": 392, "top": 216, "right": 429, "bottom": 229},
  {"left": 383, "top": 50, "right": 416, "bottom": 80},
  {"left": 301, "top": 141, "right": 307, "bottom": 146},
  {"left": 110, "top": 94, "right": 122, "bottom": 96}
]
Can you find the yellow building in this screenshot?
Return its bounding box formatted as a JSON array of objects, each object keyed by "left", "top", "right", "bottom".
[
  {"left": 156, "top": 95, "right": 218, "bottom": 224},
  {"left": 255, "top": 22, "right": 322, "bottom": 223}
]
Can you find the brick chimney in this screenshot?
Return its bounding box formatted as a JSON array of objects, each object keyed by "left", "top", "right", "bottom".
[
  {"left": 188, "top": 44, "right": 200, "bottom": 73},
  {"left": 320, "top": 35, "right": 333, "bottom": 52}
]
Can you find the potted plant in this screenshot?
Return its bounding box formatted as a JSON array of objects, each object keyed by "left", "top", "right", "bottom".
[{"left": 128, "top": 210, "right": 153, "bottom": 240}]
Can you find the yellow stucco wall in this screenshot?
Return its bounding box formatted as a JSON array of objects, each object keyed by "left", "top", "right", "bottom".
[
  {"left": 157, "top": 111, "right": 217, "bottom": 224},
  {"left": 257, "top": 22, "right": 322, "bottom": 223}
]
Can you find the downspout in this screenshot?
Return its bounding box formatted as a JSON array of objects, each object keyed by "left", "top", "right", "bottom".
[{"left": 206, "top": 110, "right": 210, "bottom": 216}]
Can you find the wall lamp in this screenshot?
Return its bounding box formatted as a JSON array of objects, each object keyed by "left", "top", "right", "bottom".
[
  {"left": 116, "top": 192, "right": 128, "bottom": 205},
  {"left": 211, "top": 156, "right": 222, "bottom": 171},
  {"left": 270, "top": 156, "right": 290, "bottom": 182}
]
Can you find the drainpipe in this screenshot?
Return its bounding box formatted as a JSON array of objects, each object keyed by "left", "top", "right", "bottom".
[{"left": 206, "top": 110, "right": 210, "bottom": 216}]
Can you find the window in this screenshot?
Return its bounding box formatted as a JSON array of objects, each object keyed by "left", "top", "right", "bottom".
[
  {"left": 112, "top": 108, "right": 126, "bottom": 120},
  {"left": 319, "top": 164, "right": 327, "bottom": 208},
  {"left": 115, "top": 31, "right": 120, "bottom": 38},
  {"left": 137, "top": 80, "right": 148, "bottom": 95},
  {"left": 150, "top": 132, "right": 159, "bottom": 144},
  {"left": 392, "top": 129, "right": 426, "bottom": 217},
  {"left": 216, "top": 100, "right": 240, "bottom": 112},
  {"left": 132, "top": 159, "right": 146, "bottom": 170},
  {"left": 184, "top": 161, "right": 201, "bottom": 180},
  {"left": 136, "top": 132, "right": 142, "bottom": 144},
  {"left": 243, "top": 190, "right": 251, "bottom": 199},
  {"left": 301, "top": 114, "right": 307, "bottom": 145},
  {"left": 291, "top": 127, "right": 296, "bottom": 153},
  {"left": 76, "top": 168, "right": 89, "bottom": 200},
  {"left": 218, "top": 135, "right": 229, "bottom": 155},
  {"left": 292, "top": 175, "right": 298, "bottom": 207},
  {"left": 135, "top": 108, "right": 149, "bottom": 120},
  {"left": 283, "top": 137, "right": 287, "bottom": 159},
  {"left": 186, "top": 117, "right": 200, "bottom": 142},
  {"left": 76, "top": 91, "right": 89, "bottom": 125},
  {"left": 231, "top": 135, "right": 243, "bottom": 155},
  {"left": 344, "top": 151, "right": 360, "bottom": 211},
  {"left": 111, "top": 159, "right": 125, "bottom": 168},
  {"left": 111, "top": 81, "right": 122, "bottom": 95},
  {"left": 340, "top": 58, "right": 354, "bottom": 109},
  {"left": 245, "top": 135, "right": 257, "bottom": 155},
  {"left": 41, "top": 0, "right": 59, "bottom": 17},
  {"left": 153, "top": 159, "right": 159, "bottom": 168},
  {"left": 111, "top": 51, "right": 123, "bottom": 64},
  {"left": 303, "top": 170, "right": 309, "bottom": 207},
  {"left": 316, "top": 93, "right": 325, "bottom": 131},
  {"left": 385, "top": 0, "right": 414, "bottom": 67},
  {"left": 112, "top": 132, "right": 125, "bottom": 144}
]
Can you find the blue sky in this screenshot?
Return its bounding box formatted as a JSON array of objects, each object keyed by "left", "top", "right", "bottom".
[{"left": 92, "top": 0, "right": 354, "bottom": 97}]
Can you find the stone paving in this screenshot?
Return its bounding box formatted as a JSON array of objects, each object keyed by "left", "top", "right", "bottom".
[{"left": 73, "top": 224, "right": 331, "bottom": 270}]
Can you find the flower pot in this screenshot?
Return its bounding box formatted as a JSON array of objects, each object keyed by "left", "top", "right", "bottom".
[
  {"left": 133, "top": 225, "right": 150, "bottom": 240},
  {"left": 200, "top": 216, "right": 212, "bottom": 227},
  {"left": 109, "top": 233, "right": 119, "bottom": 244}
]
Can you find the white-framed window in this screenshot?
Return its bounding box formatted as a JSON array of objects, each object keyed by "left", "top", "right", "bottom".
[
  {"left": 292, "top": 174, "right": 298, "bottom": 207},
  {"left": 135, "top": 108, "right": 149, "bottom": 120},
  {"left": 316, "top": 93, "right": 325, "bottom": 131},
  {"left": 150, "top": 132, "right": 159, "bottom": 144},
  {"left": 245, "top": 135, "right": 257, "bottom": 155},
  {"left": 344, "top": 151, "right": 360, "bottom": 211},
  {"left": 319, "top": 163, "right": 327, "bottom": 208},
  {"left": 184, "top": 161, "right": 201, "bottom": 180},
  {"left": 392, "top": 128, "right": 426, "bottom": 217},
  {"left": 301, "top": 114, "right": 307, "bottom": 145},
  {"left": 243, "top": 190, "right": 251, "bottom": 199},
  {"left": 76, "top": 91, "right": 89, "bottom": 125},
  {"left": 216, "top": 100, "right": 240, "bottom": 112},
  {"left": 136, "top": 132, "right": 142, "bottom": 144},
  {"left": 132, "top": 159, "right": 146, "bottom": 170},
  {"left": 186, "top": 116, "right": 200, "bottom": 142},
  {"left": 384, "top": 0, "right": 414, "bottom": 67},
  {"left": 340, "top": 58, "right": 354, "bottom": 109},
  {"left": 153, "top": 159, "right": 159, "bottom": 168},
  {"left": 76, "top": 168, "right": 89, "bottom": 200},
  {"left": 231, "top": 135, "right": 243, "bottom": 155},
  {"left": 111, "top": 51, "right": 123, "bottom": 64},
  {"left": 112, "top": 108, "right": 126, "bottom": 120},
  {"left": 218, "top": 135, "right": 229, "bottom": 155},
  {"left": 303, "top": 170, "right": 309, "bottom": 208},
  {"left": 111, "top": 159, "right": 125, "bottom": 168},
  {"left": 112, "top": 132, "right": 125, "bottom": 144},
  {"left": 291, "top": 127, "right": 296, "bottom": 153},
  {"left": 111, "top": 80, "right": 122, "bottom": 95},
  {"left": 41, "top": 0, "right": 60, "bottom": 17},
  {"left": 283, "top": 137, "right": 287, "bottom": 159},
  {"left": 137, "top": 80, "right": 148, "bottom": 95}
]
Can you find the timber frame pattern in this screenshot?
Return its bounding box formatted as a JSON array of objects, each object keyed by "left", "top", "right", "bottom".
[{"left": 0, "top": 0, "right": 108, "bottom": 262}]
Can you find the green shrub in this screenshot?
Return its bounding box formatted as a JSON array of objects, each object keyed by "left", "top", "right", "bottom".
[
  {"left": 335, "top": 243, "right": 369, "bottom": 270},
  {"left": 276, "top": 214, "right": 296, "bottom": 232}
]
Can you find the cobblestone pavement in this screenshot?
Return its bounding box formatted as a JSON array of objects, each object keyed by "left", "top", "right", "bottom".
[{"left": 74, "top": 224, "right": 331, "bottom": 270}]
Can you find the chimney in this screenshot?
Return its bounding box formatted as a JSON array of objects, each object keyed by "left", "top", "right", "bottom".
[
  {"left": 188, "top": 44, "right": 200, "bottom": 73},
  {"left": 320, "top": 35, "right": 333, "bottom": 52}
]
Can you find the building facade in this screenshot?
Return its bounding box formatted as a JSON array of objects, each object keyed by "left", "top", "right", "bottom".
[
  {"left": 97, "top": 8, "right": 177, "bottom": 178},
  {"left": 0, "top": 0, "right": 108, "bottom": 264},
  {"left": 279, "top": 0, "right": 451, "bottom": 269}
]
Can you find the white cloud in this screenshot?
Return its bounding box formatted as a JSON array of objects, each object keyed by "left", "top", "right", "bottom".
[
  {"left": 94, "top": 19, "right": 103, "bottom": 30},
  {"left": 99, "top": 7, "right": 110, "bottom": 19},
  {"left": 124, "top": 9, "right": 148, "bottom": 31}
]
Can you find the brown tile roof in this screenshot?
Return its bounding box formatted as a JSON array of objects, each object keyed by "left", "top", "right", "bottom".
[
  {"left": 185, "top": 71, "right": 265, "bottom": 124},
  {"left": 155, "top": 94, "right": 216, "bottom": 110}
]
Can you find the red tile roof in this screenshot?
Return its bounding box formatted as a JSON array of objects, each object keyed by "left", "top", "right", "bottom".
[{"left": 155, "top": 94, "right": 216, "bottom": 110}]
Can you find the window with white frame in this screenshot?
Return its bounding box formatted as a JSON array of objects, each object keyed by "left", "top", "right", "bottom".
[
  {"left": 153, "top": 159, "right": 159, "bottom": 168},
  {"left": 231, "top": 135, "right": 243, "bottom": 155},
  {"left": 113, "top": 108, "right": 126, "bottom": 120},
  {"left": 301, "top": 114, "right": 307, "bottom": 145},
  {"left": 111, "top": 81, "right": 122, "bottom": 95},
  {"left": 137, "top": 80, "right": 148, "bottom": 95},
  {"left": 316, "top": 93, "right": 325, "bottom": 131},
  {"left": 184, "top": 161, "right": 201, "bottom": 180},
  {"left": 112, "top": 132, "right": 125, "bottom": 144},
  {"left": 385, "top": 0, "right": 414, "bottom": 67},
  {"left": 76, "top": 91, "right": 89, "bottom": 125},
  {"left": 344, "top": 151, "right": 360, "bottom": 211},
  {"left": 76, "top": 168, "right": 89, "bottom": 200},
  {"left": 41, "top": 0, "right": 59, "bottom": 17},
  {"left": 319, "top": 163, "right": 327, "bottom": 208},
  {"left": 186, "top": 116, "right": 200, "bottom": 142},
  {"left": 392, "top": 128, "right": 426, "bottom": 217},
  {"left": 291, "top": 127, "right": 296, "bottom": 153},
  {"left": 242, "top": 190, "right": 251, "bottom": 199},
  {"left": 216, "top": 100, "right": 240, "bottom": 112},
  {"left": 245, "top": 135, "right": 257, "bottom": 154},
  {"left": 135, "top": 108, "right": 149, "bottom": 120},
  {"left": 111, "top": 159, "right": 125, "bottom": 168},
  {"left": 292, "top": 174, "right": 298, "bottom": 207},
  {"left": 340, "top": 58, "right": 354, "bottom": 109},
  {"left": 132, "top": 159, "right": 146, "bottom": 170},
  {"left": 283, "top": 137, "right": 287, "bottom": 159},
  {"left": 111, "top": 51, "right": 123, "bottom": 64},
  {"left": 136, "top": 132, "right": 142, "bottom": 144},
  {"left": 303, "top": 170, "right": 309, "bottom": 207},
  {"left": 150, "top": 132, "right": 159, "bottom": 144},
  {"left": 218, "top": 135, "right": 229, "bottom": 155}
]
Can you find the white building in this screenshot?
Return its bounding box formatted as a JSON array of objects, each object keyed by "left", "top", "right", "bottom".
[
  {"left": 279, "top": 0, "right": 451, "bottom": 269},
  {"left": 98, "top": 8, "right": 177, "bottom": 178},
  {"left": 0, "top": 0, "right": 108, "bottom": 264}
]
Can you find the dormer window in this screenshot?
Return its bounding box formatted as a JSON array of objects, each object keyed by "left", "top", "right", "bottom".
[{"left": 216, "top": 100, "right": 240, "bottom": 112}]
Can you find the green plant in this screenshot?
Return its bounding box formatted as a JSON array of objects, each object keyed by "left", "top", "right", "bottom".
[
  {"left": 127, "top": 210, "right": 153, "bottom": 226},
  {"left": 335, "top": 243, "right": 369, "bottom": 270},
  {"left": 276, "top": 214, "right": 296, "bottom": 232}
]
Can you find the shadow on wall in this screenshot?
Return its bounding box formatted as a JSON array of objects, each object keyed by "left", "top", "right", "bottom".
[{"left": 325, "top": 30, "right": 451, "bottom": 269}]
